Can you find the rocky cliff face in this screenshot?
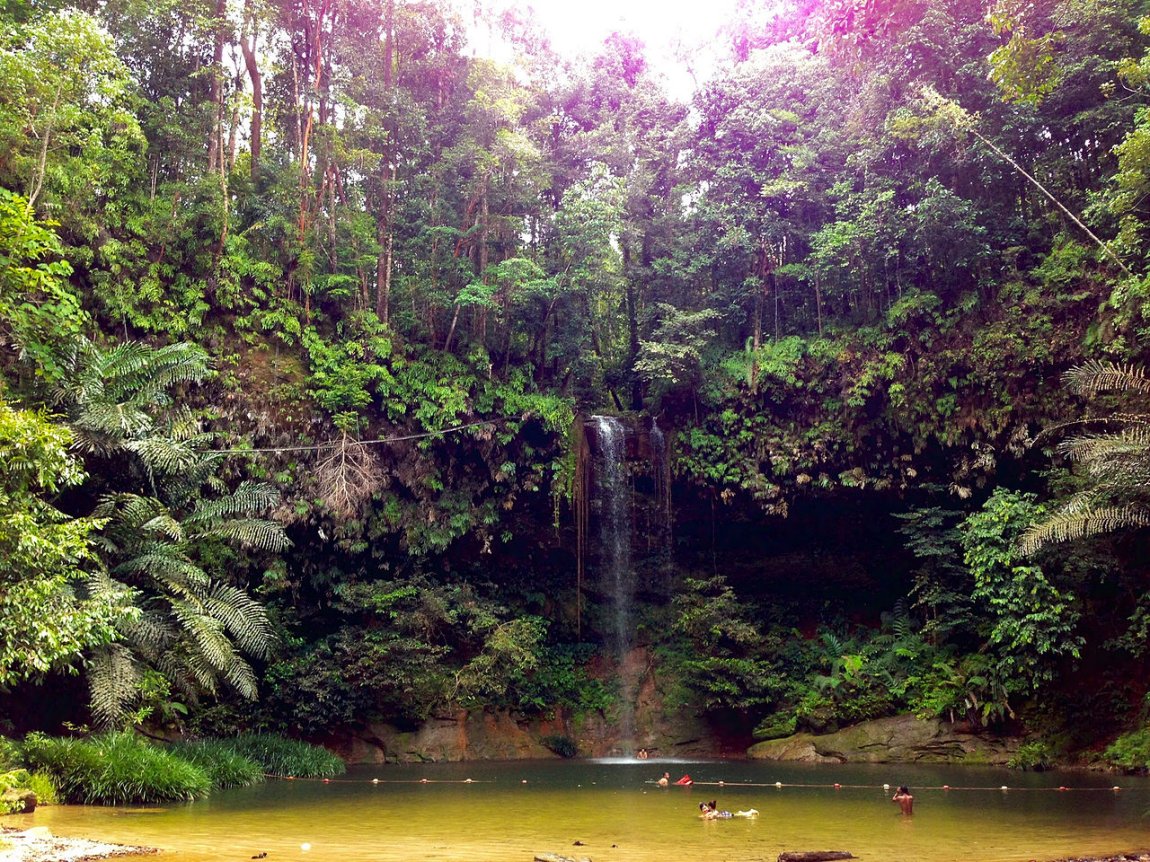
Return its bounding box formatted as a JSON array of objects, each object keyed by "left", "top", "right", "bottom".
[
  {"left": 748, "top": 714, "right": 1021, "bottom": 765},
  {"left": 326, "top": 646, "right": 727, "bottom": 763}
]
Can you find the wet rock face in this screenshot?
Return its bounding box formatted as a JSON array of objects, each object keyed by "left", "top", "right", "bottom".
[
  {"left": 325, "top": 646, "right": 726, "bottom": 763},
  {"left": 748, "top": 714, "right": 1021, "bottom": 765}
]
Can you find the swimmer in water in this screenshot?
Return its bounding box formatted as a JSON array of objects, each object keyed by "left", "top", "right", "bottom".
[{"left": 892, "top": 785, "right": 913, "bottom": 815}]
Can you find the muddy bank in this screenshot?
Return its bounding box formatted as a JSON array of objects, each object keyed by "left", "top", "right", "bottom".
[{"left": 0, "top": 826, "right": 156, "bottom": 862}]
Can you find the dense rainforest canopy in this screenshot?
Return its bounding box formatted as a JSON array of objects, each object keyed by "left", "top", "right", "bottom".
[{"left": 4, "top": 0, "right": 1150, "bottom": 762}]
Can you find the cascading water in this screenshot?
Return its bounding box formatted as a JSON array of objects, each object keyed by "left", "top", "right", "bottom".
[
  {"left": 592, "top": 415, "right": 636, "bottom": 750},
  {"left": 593, "top": 416, "right": 632, "bottom": 658}
]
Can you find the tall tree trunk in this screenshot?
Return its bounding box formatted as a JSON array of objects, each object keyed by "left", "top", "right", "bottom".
[
  {"left": 374, "top": 0, "right": 396, "bottom": 326},
  {"left": 477, "top": 174, "right": 490, "bottom": 344},
  {"left": 623, "top": 244, "right": 642, "bottom": 409},
  {"left": 240, "top": 2, "right": 262, "bottom": 179},
  {"left": 206, "top": 0, "right": 227, "bottom": 174}
]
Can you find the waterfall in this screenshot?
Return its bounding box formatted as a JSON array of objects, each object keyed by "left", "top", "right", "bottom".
[
  {"left": 593, "top": 416, "right": 632, "bottom": 658},
  {"left": 592, "top": 415, "right": 635, "bottom": 749}
]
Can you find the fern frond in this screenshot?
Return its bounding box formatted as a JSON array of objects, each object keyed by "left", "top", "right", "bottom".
[
  {"left": 126, "top": 436, "right": 204, "bottom": 476},
  {"left": 169, "top": 601, "right": 233, "bottom": 674},
  {"left": 185, "top": 482, "right": 281, "bottom": 525},
  {"left": 221, "top": 654, "right": 259, "bottom": 700},
  {"left": 1019, "top": 504, "right": 1150, "bottom": 554},
  {"left": 114, "top": 553, "right": 209, "bottom": 593},
  {"left": 94, "top": 493, "right": 167, "bottom": 527},
  {"left": 1060, "top": 428, "right": 1150, "bottom": 460},
  {"left": 118, "top": 609, "right": 176, "bottom": 656},
  {"left": 87, "top": 643, "right": 141, "bottom": 729},
  {"left": 196, "top": 518, "right": 291, "bottom": 552},
  {"left": 1063, "top": 360, "right": 1150, "bottom": 396},
  {"left": 200, "top": 583, "right": 276, "bottom": 658},
  {"left": 136, "top": 513, "right": 186, "bottom": 542}
]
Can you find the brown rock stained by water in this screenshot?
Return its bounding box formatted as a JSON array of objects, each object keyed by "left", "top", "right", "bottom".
[{"left": 749, "top": 714, "right": 1020, "bottom": 764}]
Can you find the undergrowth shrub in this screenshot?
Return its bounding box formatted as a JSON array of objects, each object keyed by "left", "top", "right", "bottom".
[
  {"left": 541, "top": 734, "right": 579, "bottom": 758},
  {"left": 25, "top": 771, "right": 58, "bottom": 805},
  {"left": 1008, "top": 740, "right": 1054, "bottom": 771},
  {"left": 215, "top": 734, "right": 345, "bottom": 777},
  {"left": 1103, "top": 727, "right": 1150, "bottom": 771},
  {"left": 0, "top": 737, "right": 20, "bottom": 769},
  {"left": 21, "top": 732, "right": 211, "bottom": 804},
  {"left": 170, "top": 740, "right": 264, "bottom": 789}
]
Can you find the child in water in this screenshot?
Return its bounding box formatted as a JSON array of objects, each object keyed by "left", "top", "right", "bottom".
[{"left": 698, "top": 800, "right": 732, "bottom": 819}]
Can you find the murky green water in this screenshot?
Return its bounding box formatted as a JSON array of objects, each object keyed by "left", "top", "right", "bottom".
[{"left": 12, "top": 760, "right": 1150, "bottom": 862}]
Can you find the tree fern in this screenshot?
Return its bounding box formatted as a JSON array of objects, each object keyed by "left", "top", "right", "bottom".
[
  {"left": 1023, "top": 361, "right": 1150, "bottom": 554},
  {"left": 51, "top": 338, "right": 286, "bottom": 727}
]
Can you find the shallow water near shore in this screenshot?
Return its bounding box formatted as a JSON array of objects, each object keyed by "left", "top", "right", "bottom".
[{"left": 11, "top": 760, "right": 1150, "bottom": 862}]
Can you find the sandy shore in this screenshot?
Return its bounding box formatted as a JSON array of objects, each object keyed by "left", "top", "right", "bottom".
[
  {"left": 0, "top": 827, "right": 157, "bottom": 862},
  {"left": 1, "top": 827, "right": 1147, "bottom": 862}
]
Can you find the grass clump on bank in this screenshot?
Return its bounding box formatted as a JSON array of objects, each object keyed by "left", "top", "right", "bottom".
[
  {"left": 218, "top": 734, "right": 345, "bottom": 777},
  {"left": 170, "top": 740, "right": 264, "bottom": 789},
  {"left": 21, "top": 732, "right": 211, "bottom": 804}
]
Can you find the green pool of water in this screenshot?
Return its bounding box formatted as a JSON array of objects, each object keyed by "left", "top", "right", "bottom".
[{"left": 13, "top": 760, "right": 1150, "bottom": 862}]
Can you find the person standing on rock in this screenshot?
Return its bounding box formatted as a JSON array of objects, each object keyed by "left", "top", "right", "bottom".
[{"left": 892, "top": 786, "right": 913, "bottom": 815}]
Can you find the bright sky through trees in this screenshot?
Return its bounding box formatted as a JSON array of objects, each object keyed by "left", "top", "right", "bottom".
[
  {"left": 473, "top": 0, "right": 743, "bottom": 96},
  {"left": 514, "top": 0, "right": 740, "bottom": 55}
]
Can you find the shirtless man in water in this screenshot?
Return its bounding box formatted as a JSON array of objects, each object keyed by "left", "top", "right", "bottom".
[{"left": 892, "top": 785, "right": 914, "bottom": 815}]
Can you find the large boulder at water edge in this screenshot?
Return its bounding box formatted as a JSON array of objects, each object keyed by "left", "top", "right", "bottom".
[
  {"left": 748, "top": 714, "right": 1020, "bottom": 764},
  {"left": 1, "top": 789, "right": 35, "bottom": 812}
]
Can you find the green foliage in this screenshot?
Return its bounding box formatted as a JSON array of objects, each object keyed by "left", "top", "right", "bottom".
[
  {"left": 0, "top": 190, "right": 87, "bottom": 379},
  {"left": 521, "top": 645, "right": 614, "bottom": 715},
  {"left": 0, "top": 397, "right": 126, "bottom": 685},
  {"left": 262, "top": 626, "right": 450, "bottom": 734},
  {"left": 169, "top": 740, "right": 264, "bottom": 789},
  {"left": 0, "top": 737, "right": 19, "bottom": 769},
  {"left": 453, "top": 616, "right": 548, "bottom": 709},
  {"left": 1102, "top": 726, "right": 1150, "bottom": 770},
  {"left": 670, "top": 576, "right": 789, "bottom": 712},
  {"left": 213, "top": 734, "right": 344, "bottom": 778},
  {"left": 0, "top": 9, "right": 145, "bottom": 236},
  {"left": 20, "top": 731, "right": 212, "bottom": 804},
  {"left": 635, "top": 304, "right": 720, "bottom": 392},
  {"left": 961, "top": 488, "right": 1083, "bottom": 695},
  {"left": 1008, "top": 739, "right": 1055, "bottom": 770},
  {"left": 752, "top": 713, "right": 797, "bottom": 741},
  {"left": 302, "top": 317, "right": 394, "bottom": 414},
  {"left": 24, "top": 770, "right": 59, "bottom": 805}
]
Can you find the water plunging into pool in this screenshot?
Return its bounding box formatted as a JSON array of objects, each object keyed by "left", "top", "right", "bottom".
[{"left": 592, "top": 415, "right": 635, "bottom": 750}]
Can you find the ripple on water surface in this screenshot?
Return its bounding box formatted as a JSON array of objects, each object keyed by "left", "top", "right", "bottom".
[{"left": 14, "top": 760, "right": 1150, "bottom": 862}]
